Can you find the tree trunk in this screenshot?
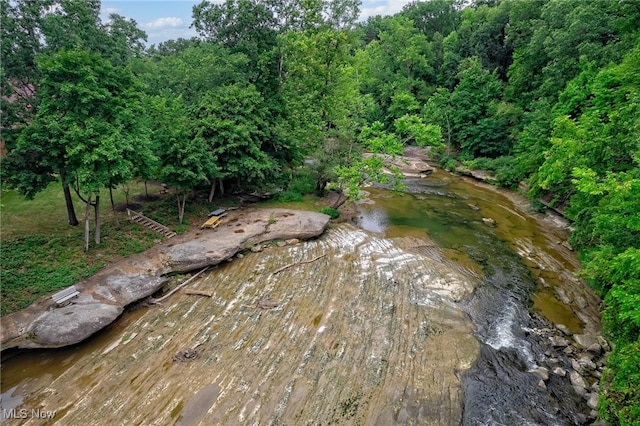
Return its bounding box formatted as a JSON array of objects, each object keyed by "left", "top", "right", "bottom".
[
  {"left": 109, "top": 186, "right": 115, "bottom": 211},
  {"left": 278, "top": 52, "right": 285, "bottom": 93},
  {"left": 94, "top": 195, "right": 101, "bottom": 245},
  {"left": 61, "top": 170, "right": 79, "bottom": 226},
  {"left": 177, "top": 192, "right": 187, "bottom": 224},
  {"left": 331, "top": 192, "right": 347, "bottom": 209},
  {"left": 84, "top": 194, "right": 92, "bottom": 252},
  {"left": 144, "top": 181, "right": 149, "bottom": 198},
  {"left": 315, "top": 178, "right": 327, "bottom": 196},
  {"left": 208, "top": 179, "right": 216, "bottom": 203},
  {"left": 219, "top": 179, "right": 224, "bottom": 197},
  {"left": 445, "top": 113, "right": 452, "bottom": 156}
]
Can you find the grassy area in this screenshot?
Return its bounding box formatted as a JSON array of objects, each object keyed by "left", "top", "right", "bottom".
[{"left": 0, "top": 180, "right": 220, "bottom": 316}]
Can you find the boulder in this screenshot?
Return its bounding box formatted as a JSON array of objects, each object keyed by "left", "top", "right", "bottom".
[
  {"left": 101, "top": 275, "right": 170, "bottom": 305},
  {"left": 587, "top": 343, "right": 603, "bottom": 355},
  {"left": 531, "top": 366, "right": 549, "bottom": 381},
  {"left": 571, "top": 358, "right": 583, "bottom": 374},
  {"left": 553, "top": 367, "right": 567, "bottom": 377},
  {"left": 587, "top": 393, "right": 599, "bottom": 410},
  {"left": 578, "top": 354, "right": 597, "bottom": 371},
  {"left": 573, "top": 334, "right": 598, "bottom": 350},
  {"left": 556, "top": 323, "right": 573, "bottom": 336},
  {"left": 28, "top": 303, "right": 123, "bottom": 348},
  {"left": 570, "top": 370, "right": 588, "bottom": 391},
  {"left": 550, "top": 336, "right": 570, "bottom": 348}
]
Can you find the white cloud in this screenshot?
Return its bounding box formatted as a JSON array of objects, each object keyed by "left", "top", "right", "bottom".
[
  {"left": 103, "top": 7, "right": 120, "bottom": 15},
  {"left": 142, "top": 17, "right": 184, "bottom": 30},
  {"left": 359, "top": 1, "right": 413, "bottom": 20}
]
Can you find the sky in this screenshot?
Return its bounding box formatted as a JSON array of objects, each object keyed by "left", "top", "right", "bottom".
[{"left": 100, "top": 1, "right": 413, "bottom": 46}]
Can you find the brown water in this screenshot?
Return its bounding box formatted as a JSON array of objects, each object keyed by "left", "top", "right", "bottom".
[{"left": 0, "top": 170, "right": 600, "bottom": 425}]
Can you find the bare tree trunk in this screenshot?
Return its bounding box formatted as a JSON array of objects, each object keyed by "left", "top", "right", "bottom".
[
  {"left": 219, "top": 179, "right": 224, "bottom": 197},
  {"left": 94, "top": 195, "right": 101, "bottom": 245},
  {"left": 445, "top": 113, "right": 452, "bottom": 156},
  {"left": 208, "top": 179, "right": 216, "bottom": 203},
  {"left": 278, "top": 52, "right": 284, "bottom": 93},
  {"left": 331, "top": 192, "right": 347, "bottom": 209},
  {"left": 61, "top": 170, "right": 79, "bottom": 226},
  {"left": 177, "top": 192, "right": 187, "bottom": 224},
  {"left": 144, "top": 181, "right": 149, "bottom": 198},
  {"left": 109, "top": 186, "right": 116, "bottom": 211},
  {"left": 84, "top": 194, "right": 92, "bottom": 252}
]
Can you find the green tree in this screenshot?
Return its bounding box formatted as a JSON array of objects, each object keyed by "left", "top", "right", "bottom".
[
  {"left": 423, "top": 87, "right": 454, "bottom": 155},
  {"left": 1, "top": 0, "right": 147, "bottom": 227},
  {"left": 149, "top": 95, "right": 211, "bottom": 224},
  {"left": 12, "top": 49, "right": 151, "bottom": 250},
  {"left": 400, "top": 0, "right": 463, "bottom": 39},
  {"left": 357, "top": 15, "right": 434, "bottom": 125},
  {"left": 192, "top": 84, "right": 277, "bottom": 196},
  {"left": 449, "top": 57, "right": 511, "bottom": 157}
]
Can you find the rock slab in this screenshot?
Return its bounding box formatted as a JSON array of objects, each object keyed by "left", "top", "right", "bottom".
[{"left": 0, "top": 209, "right": 330, "bottom": 350}]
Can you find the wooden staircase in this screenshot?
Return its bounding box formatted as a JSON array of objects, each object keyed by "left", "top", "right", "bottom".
[{"left": 127, "top": 209, "right": 176, "bottom": 238}]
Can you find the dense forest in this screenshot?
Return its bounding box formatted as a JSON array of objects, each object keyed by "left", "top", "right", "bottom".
[{"left": 1, "top": 0, "right": 638, "bottom": 423}]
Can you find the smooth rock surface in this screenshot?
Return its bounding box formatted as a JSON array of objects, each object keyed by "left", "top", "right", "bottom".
[
  {"left": 29, "top": 302, "right": 123, "bottom": 347},
  {"left": 4, "top": 225, "right": 480, "bottom": 425},
  {"left": 0, "top": 209, "right": 330, "bottom": 349}
]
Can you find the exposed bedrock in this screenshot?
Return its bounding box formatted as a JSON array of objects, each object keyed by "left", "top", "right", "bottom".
[{"left": 0, "top": 208, "right": 330, "bottom": 350}]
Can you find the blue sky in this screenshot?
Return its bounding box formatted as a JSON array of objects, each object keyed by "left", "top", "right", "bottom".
[{"left": 100, "top": 1, "right": 412, "bottom": 46}]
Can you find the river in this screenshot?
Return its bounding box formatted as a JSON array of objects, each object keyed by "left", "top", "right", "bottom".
[{"left": 0, "top": 169, "right": 602, "bottom": 425}]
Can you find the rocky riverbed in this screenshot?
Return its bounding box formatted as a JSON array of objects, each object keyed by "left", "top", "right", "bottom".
[
  {"left": 1, "top": 225, "right": 481, "bottom": 425},
  {"left": 1, "top": 165, "right": 608, "bottom": 425}
]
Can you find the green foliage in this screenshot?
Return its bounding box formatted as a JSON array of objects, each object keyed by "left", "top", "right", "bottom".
[
  {"left": 600, "top": 341, "right": 640, "bottom": 425},
  {"left": 277, "top": 190, "right": 304, "bottom": 202},
  {"left": 393, "top": 114, "right": 443, "bottom": 148},
  {"left": 439, "top": 155, "right": 457, "bottom": 171},
  {"left": 320, "top": 207, "right": 340, "bottom": 219},
  {"left": 450, "top": 57, "right": 512, "bottom": 157},
  {"left": 3, "top": 0, "right": 640, "bottom": 419},
  {"left": 288, "top": 168, "right": 316, "bottom": 195}
]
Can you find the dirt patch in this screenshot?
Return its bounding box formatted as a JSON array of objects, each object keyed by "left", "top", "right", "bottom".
[{"left": 114, "top": 203, "right": 142, "bottom": 212}]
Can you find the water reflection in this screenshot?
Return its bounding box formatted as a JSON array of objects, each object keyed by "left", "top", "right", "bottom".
[{"left": 355, "top": 203, "right": 389, "bottom": 234}]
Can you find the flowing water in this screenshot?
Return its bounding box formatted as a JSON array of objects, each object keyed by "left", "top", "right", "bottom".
[{"left": 0, "top": 170, "right": 600, "bottom": 425}]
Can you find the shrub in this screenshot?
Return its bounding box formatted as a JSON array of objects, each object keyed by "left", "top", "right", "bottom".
[
  {"left": 277, "top": 190, "right": 303, "bottom": 202},
  {"left": 320, "top": 207, "right": 340, "bottom": 219},
  {"left": 439, "top": 155, "right": 457, "bottom": 171},
  {"left": 600, "top": 341, "right": 640, "bottom": 425},
  {"left": 288, "top": 168, "right": 316, "bottom": 195}
]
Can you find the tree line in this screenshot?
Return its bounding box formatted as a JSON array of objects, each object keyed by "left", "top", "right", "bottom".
[{"left": 2, "top": 0, "right": 638, "bottom": 423}]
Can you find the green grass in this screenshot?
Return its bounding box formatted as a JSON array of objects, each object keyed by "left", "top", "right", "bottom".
[
  {"left": 260, "top": 193, "right": 323, "bottom": 211},
  {"left": 0, "top": 180, "right": 176, "bottom": 316}
]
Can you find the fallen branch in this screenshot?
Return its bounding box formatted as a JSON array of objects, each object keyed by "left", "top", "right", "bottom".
[
  {"left": 185, "top": 289, "right": 213, "bottom": 297},
  {"left": 151, "top": 266, "right": 211, "bottom": 304},
  {"left": 272, "top": 254, "right": 326, "bottom": 275}
]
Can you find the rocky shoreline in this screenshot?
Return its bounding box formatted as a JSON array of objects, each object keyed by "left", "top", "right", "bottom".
[
  {"left": 0, "top": 208, "right": 330, "bottom": 350},
  {"left": 527, "top": 316, "right": 609, "bottom": 424}
]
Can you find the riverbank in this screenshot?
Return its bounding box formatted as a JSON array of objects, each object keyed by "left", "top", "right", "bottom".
[{"left": 0, "top": 208, "right": 330, "bottom": 350}]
